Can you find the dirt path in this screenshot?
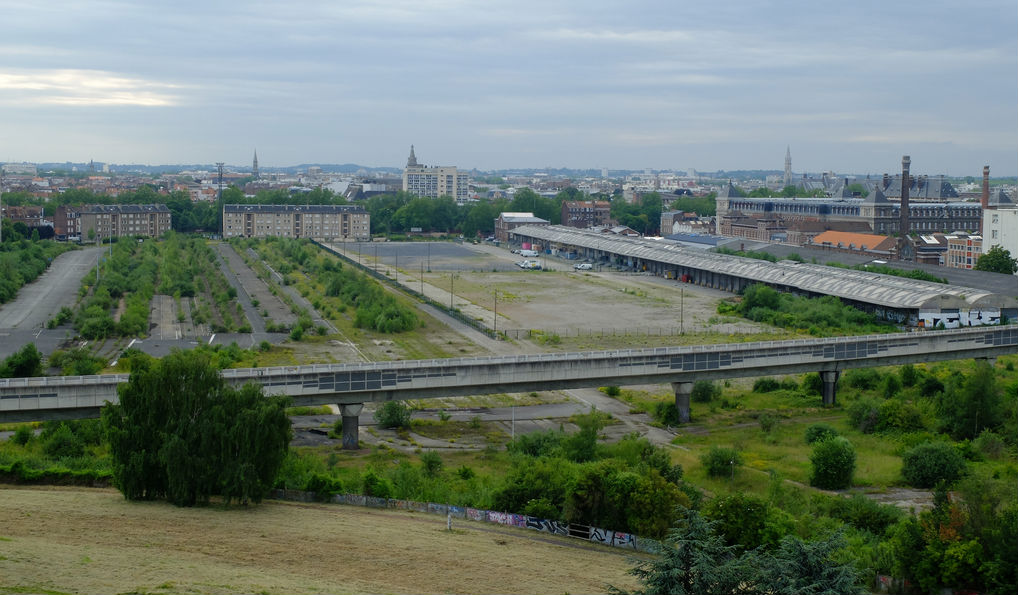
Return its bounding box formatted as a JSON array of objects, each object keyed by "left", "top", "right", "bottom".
[{"left": 0, "top": 486, "right": 641, "bottom": 595}]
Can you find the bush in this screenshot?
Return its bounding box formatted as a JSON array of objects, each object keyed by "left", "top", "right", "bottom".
[
  {"left": 420, "top": 451, "right": 443, "bottom": 477},
  {"left": 653, "top": 400, "right": 681, "bottom": 426},
  {"left": 809, "top": 437, "right": 856, "bottom": 490},
  {"left": 602, "top": 385, "right": 621, "bottom": 397},
  {"left": 901, "top": 441, "right": 967, "bottom": 488},
  {"left": 973, "top": 430, "right": 1007, "bottom": 459},
  {"left": 753, "top": 378, "right": 782, "bottom": 393},
  {"left": 758, "top": 413, "right": 778, "bottom": 433},
  {"left": 900, "top": 364, "right": 919, "bottom": 388},
  {"left": 876, "top": 399, "right": 925, "bottom": 433},
  {"left": 691, "top": 380, "right": 721, "bottom": 403},
  {"left": 507, "top": 429, "right": 563, "bottom": 457},
  {"left": 374, "top": 401, "right": 411, "bottom": 429},
  {"left": 304, "top": 473, "right": 343, "bottom": 501},
  {"left": 361, "top": 469, "right": 393, "bottom": 498},
  {"left": 844, "top": 368, "right": 882, "bottom": 391},
  {"left": 805, "top": 423, "right": 838, "bottom": 444},
  {"left": 42, "top": 424, "right": 85, "bottom": 458},
  {"left": 11, "top": 424, "right": 34, "bottom": 445},
  {"left": 920, "top": 375, "right": 944, "bottom": 397},
  {"left": 882, "top": 375, "right": 902, "bottom": 399},
  {"left": 704, "top": 492, "right": 789, "bottom": 550},
  {"left": 847, "top": 398, "right": 880, "bottom": 433},
  {"left": 813, "top": 493, "right": 903, "bottom": 535},
  {"left": 701, "top": 445, "right": 742, "bottom": 478},
  {"left": 801, "top": 373, "right": 823, "bottom": 396}
]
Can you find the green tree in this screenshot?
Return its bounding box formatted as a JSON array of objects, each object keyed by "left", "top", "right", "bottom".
[
  {"left": 901, "top": 441, "right": 967, "bottom": 488},
  {"left": 623, "top": 509, "right": 748, "bottom": 595},
  {"left": 974, "top": 245, "right": 1018, "bottom": 275},
  {"left": 745, "top": 531, "right": 863, "bottom": 594},
  {"left": 373, "top": 400, "right": 411, "bottom": 429},
  {"left": 809, "top": 436, "right": 855, "bottom": 489},
  {"left": 1, "top": 343, "right": 44, "bottom": 378},
  {"left": 102, "top": 350, "right": 291, "bottom": 506},
  {"left": 938, "top": 360, "right": 1002, "bottom": 439}
]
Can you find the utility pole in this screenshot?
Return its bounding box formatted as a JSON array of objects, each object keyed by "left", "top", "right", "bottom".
[
  {"left": 681, "top": 286, "right": 686, "bottom": 332},
  {"left": 493, "top": 289, "right": 498, "bottom": 337},
  {"left": 450, "top": 273, "right": 454, "bottom": 309},
  {"left": 216, "top": 162, "right": 225, "bottom": 236}
]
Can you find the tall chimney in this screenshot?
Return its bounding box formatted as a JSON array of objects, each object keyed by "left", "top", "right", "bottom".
[
  {"left": 981, "top": 166, "right": 990, "bottom": 209},
  {"left": 899, "top": 155, "right": 910, "bottom": 236}
]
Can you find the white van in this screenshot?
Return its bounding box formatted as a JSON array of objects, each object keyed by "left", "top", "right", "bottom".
[
  {"left": 573, "top": 262, "right": 593, "bottom": 270},
  {"left": 519, "top": 249, "right": 539, "bottom": 257}
]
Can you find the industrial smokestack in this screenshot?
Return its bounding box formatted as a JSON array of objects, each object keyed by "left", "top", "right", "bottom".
[
  {"left": 899, "top": 156, "right": 910, "bottom": 237},
  {"left": 982, "top": 166, "right": 990, "bottom": 209}
]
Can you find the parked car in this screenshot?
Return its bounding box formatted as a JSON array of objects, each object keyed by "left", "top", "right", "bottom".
[{"left": 573, "top": 262, "right": 593, "bottom": 270}]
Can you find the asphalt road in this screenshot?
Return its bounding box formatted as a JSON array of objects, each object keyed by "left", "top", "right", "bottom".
[{"left": 0, "top": 246, "right": 102, "bottom": 330}]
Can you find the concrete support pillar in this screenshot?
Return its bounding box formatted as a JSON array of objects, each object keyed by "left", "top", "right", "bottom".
[
  {"left": 820, "top": 371, "right": 840, "bottom": 407},
  {"left": 672, "top": 381, "right": 693, "bottom": 423},
  {"left": 340, "top": 403, "right": 364, "bottom": 450}
]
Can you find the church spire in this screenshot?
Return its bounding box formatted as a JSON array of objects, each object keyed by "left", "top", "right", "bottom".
[
  {"left": 252, "top": 150, "right": 259, "bottom": 180},
  {"left": 407, "top": 144, "right": 419, "bottom": 167}
]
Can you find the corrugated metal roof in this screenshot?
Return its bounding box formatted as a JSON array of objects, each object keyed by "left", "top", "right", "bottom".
[{"left": 510, "top": 225, "right": 1011, "bottom": 311}]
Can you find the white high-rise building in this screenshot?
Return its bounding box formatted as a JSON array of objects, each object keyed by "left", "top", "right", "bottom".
[{"left": 402, "top": 145, "right": 470, "bottom": 203}]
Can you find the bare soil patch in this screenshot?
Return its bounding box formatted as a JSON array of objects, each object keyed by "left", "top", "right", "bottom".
[{"left": 0, "top": 485, "right": 641, "bottom": 595}]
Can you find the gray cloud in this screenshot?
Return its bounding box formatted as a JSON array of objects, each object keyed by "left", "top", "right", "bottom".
[{"left": 0, "top": 0, "right": 1014, "bottom": 175}]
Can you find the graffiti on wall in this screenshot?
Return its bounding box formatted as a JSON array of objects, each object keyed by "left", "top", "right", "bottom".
[
  {"left": 589, "top": 527, "right": 637, "bottom": 549},
  {"left": 525, "top": 517, "right": 569, "bottom": 536},
  {"left": 918, "top": 309, "right": 1000, "bottom": 329}
]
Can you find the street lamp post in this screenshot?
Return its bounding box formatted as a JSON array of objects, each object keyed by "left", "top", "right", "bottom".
[{"left": 493, "top": 289, "right": 497, "bottom": 336}]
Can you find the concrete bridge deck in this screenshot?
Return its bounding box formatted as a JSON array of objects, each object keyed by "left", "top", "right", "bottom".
[{"left": 2, "top": 326, "right": 1015, "bottom": 446}]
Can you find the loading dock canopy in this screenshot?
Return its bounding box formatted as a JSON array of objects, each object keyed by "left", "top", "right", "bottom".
[{"left": 510, "top": 225, "right": 1017, "bottom": 312}]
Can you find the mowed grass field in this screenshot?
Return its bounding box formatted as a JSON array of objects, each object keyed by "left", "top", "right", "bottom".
[{"left": 0, "top": 486, "right": 642, "bottom": 595}]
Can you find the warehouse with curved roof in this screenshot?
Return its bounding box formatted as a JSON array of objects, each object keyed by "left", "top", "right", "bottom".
[{"left": 508, "top": 225, "right": 1017, "bottom": 328}]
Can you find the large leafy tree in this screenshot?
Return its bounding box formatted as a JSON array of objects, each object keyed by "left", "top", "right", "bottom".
[
  {"left": 102, "top": 349, "right": 291, "bottom": 506},
  {"left": 974, "top": 245, "right": 1018, "bottom": 275},
  {"left": 937, "top": 359, "right": 1002, "bottom": 440}
]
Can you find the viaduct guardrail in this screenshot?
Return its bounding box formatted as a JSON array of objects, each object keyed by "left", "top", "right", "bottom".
[{"left": 2, "top": 326, "right": 1015, "bottom": 447}]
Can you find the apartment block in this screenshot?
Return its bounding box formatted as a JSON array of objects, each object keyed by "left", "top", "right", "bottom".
[
  {"left": 402, "top": 145, "right": 470, "bottom": 203},
  {"left": 222, "top": 204, "right": 370, "bottom": 241},
  {"left": 56, "top": 204, "right": 172, "bottom": 242}
]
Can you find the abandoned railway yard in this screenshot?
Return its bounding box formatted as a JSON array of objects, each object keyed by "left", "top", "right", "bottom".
[{"left": 2, "top": 235, "right": 1016, "bottom": 595}]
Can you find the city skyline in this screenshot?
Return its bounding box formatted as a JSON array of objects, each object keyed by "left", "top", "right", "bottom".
[{"left": 1, "top": 1, "right": 1016, "bottom": 176}]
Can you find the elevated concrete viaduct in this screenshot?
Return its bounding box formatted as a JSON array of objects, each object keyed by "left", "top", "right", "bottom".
[{"left": 2, "top": 326, "right": 1014, "bottom": 447}]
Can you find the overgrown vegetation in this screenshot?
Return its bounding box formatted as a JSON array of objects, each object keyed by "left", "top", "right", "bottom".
[
  {"left": 234, "top": 237, "right": 419, "bottom": 334},
  {"left": 73, "top": 233, "right": 248, "bottom": 339},
  {"left": 0, "top": 236, "right": 74, "bottom": 304},
  {"left": 3, "top": 348, "right": 1015, "bottom": 593},
  {"left": 718, "top": 283, "right": 896, "bottom": 335},
  {"left": 826, "top": 261, "right": 949, "bottom": 284}
]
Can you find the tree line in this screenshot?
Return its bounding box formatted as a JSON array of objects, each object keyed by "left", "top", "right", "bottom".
[{"left": 4, "top": 184, "right": 722, "bottom": 239}]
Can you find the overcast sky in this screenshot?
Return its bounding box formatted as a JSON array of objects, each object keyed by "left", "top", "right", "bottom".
[{"left": 1, "top": 0, "right": 1016, "bottom": 176}]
